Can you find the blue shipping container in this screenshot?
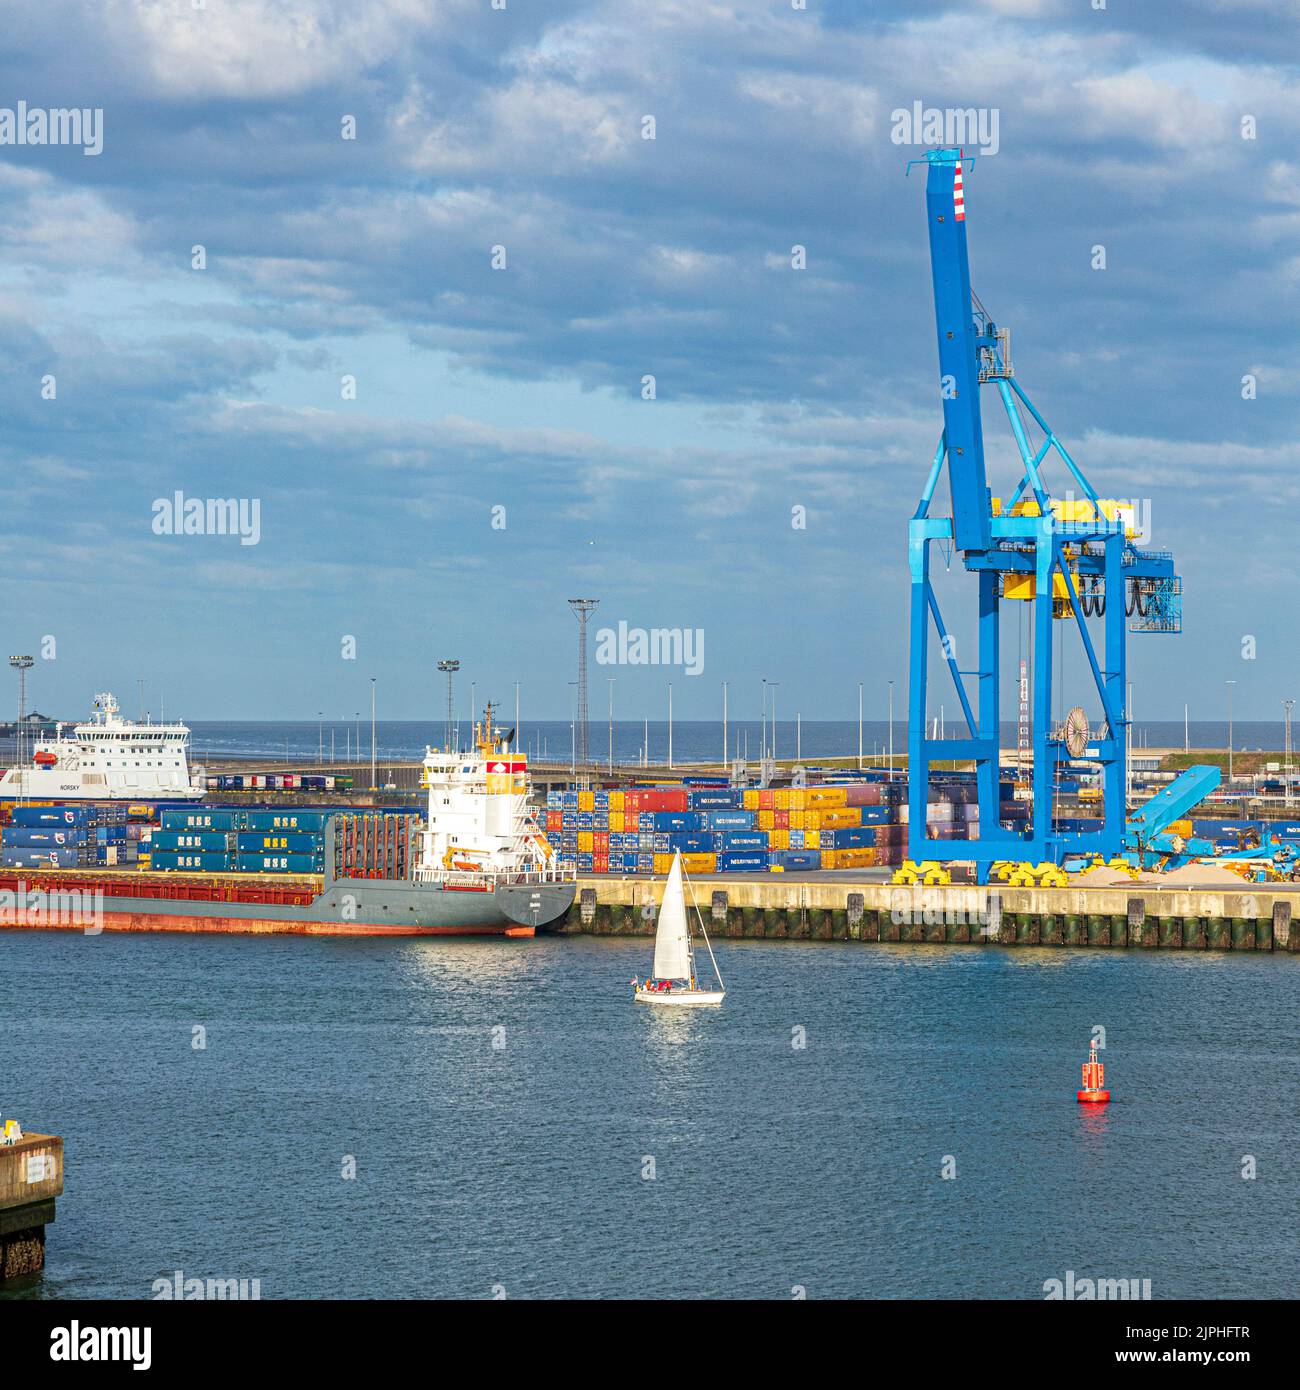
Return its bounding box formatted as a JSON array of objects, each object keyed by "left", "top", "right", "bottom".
[
  {"left": 234, "top": 854, "right": 323, "bottom": 874},
  {"left": 716, "top": 831, "right": 767, "bottom": 850},
  {"left": 666, "top": 832, "right": 715, "bottom": 852},
  {"left": 688, "top": 790, "right": 741, "bottom": 810},
  {"left": 149, "top": 851, "right": 236, "bottom": 872},
  {"left": 1, "top": 846, "right": 79, "bottom": 868},
  {"left": 149, "top": 831, "right": 231, "bottom": 852},
  {"left": 8, "top": 805, "right": 90, "bottom": 827},
  {"left": 717, "top": 851, "right": 768, "bottom": 872},
  {"left": 241, "top": 810, "right": 330, "bottom": 832},
  {"left": 161, "top": 809, "right": 239, "bottom": 831},
  {"left": 236, "top": 832, "right": 322, "bottom": 853},
  {"left": 771, "top": 850, "right": 820, "bottom": 871},
  {"left": 3, "top": 828, "right": 83, "bottom": 847},
  {"left": 702, "top": 811, "right": 753, "bottom": 830}
]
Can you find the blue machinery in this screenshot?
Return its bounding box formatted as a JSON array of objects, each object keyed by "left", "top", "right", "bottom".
[{"left": 907, "top": 149, "right": 1182, "bottom": 879}]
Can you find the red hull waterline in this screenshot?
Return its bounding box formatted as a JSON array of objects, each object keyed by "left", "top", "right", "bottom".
[{"left": 0, "top": 910, "right": 535, "bottom": 938}]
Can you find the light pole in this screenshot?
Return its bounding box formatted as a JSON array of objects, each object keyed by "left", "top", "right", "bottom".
[
  {"left": 607, "top": 676, "right": 615, "bottom": 774},
  {"left": 668, "top": 683, "right": 674, "bottom": 770},
  {"left": 568, "top": 682, "right": 577, "bottom": 775},
  {"left": 722, "top": 681, "right": 728, "bottom": 768},
  {"left": 9, "top": 655, "right": 34, "bottom": 776},
  {"left": 370, "top": 678, "right": 376, "bottom": 791},
  {"left": 355, "top": 712, "right": 360, "bottom": 766},
  {"left": 888, "top": 680, "right": 894, "bottom": 776},
  {"left": 1226, "top": 679, "right": 1236, "bottom": 783},
  {"left": 1184, "top": 702, "right": 1189, "bottom": 755},
  {"left": 858, "top": 682, "right": 863, "bottom": 769},
  {"left": 318, "top": 711, "right": 323, "bottom": 764},
  {"left": 797, "top": 711, "right": 801, "bottom": 760},
  {"left": 438, "top": 659, "right": 460, "bottom": 751},
  {"left": 761, "top": 679, "right": 768, "bottom": 761},
  {"left": 515, "top": 680, "right": 521, "bottom": 756},
  {"left": 769, "top": 682, "right": 780, "bottom": 762},
  {"left": 1284, "top": 698, "right": 1295, "bottom": 808}
]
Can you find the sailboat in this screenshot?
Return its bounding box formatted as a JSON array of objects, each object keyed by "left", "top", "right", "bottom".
[{"left": 632, "top": 851, "right": 725, "bottom": 1006}]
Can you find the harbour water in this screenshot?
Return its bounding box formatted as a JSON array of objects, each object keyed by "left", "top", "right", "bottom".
[{"left": 1, "top": 930, "right": 1293, "bottom": 1299}]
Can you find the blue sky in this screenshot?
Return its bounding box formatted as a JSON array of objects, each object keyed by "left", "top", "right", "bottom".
[{"left": 1, "top": 0, "right": 1297, "bottom": 725}]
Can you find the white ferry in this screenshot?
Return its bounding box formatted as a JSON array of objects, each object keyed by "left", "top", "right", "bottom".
[{"left": 0, "top": 692, "right": 205, "bottom": 802}]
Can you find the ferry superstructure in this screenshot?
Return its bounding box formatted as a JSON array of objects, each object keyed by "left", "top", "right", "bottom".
[{"left": 0, "top": 693, "right": 205, "bottom": 803}]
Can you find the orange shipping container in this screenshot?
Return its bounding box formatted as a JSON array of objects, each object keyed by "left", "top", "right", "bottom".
[{"left": 680, "top": 853, "right": 717, "bottom": 874}]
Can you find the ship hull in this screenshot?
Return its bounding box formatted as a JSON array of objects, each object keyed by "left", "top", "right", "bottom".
[{"left": 0, "top": 872, "right": 576, "bottom": 939}]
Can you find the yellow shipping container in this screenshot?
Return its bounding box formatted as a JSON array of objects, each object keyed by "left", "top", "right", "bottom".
[
  {"left": 789, "top": 788, "right": 806, "bottom": 811},
  {"left": 774, "top": 789, "right": 790, "bottom": 810},
  {"left": 680, "top": 852, "right": 717, "bottom": 874},
  {"left": 578, "top": 791, "right": 595, "bottom": 812},
  {"left": 821, "top": 849, "right": 838, "bottom": 869},
  {"left": 805, "top": 830, "right": 821, "bottom": 849},
  {"left": 743, "top": 790, "right": 760, "bottom": 810},
  {"left": 819, "top": 808, "right": 862, "bottom": 829},
  {"left": 805, "top": 810, "right": 821, "bottom": 831},
  {"left": 578, "top": 831, "right": 594, "bottom": 852},
  {"left": 790, "top": 811, "right": 805, "bottom": 830},
  {"left": 1168, "top": 819, "right": 1192, "bottom": 838},
  {"left": 771, "top": 829, "right": 790, "bottom": 850},
  {"left": 653, "top": 853, "right": 674, "bottom": 875},
  {"left": 758, "top": 809, "right": 775, "bottom": 830},
  {"left": 836, "top": 848, "right": 877, "bottom": 869},
  {"left": 609, "top": 790, "right": 625, "bottom": 811},
  {"left": 610, "top": 812, "right": 624, "bottom": 832},
  {"left": 808, "top": 788, "right": 847, "bottom": 807}
]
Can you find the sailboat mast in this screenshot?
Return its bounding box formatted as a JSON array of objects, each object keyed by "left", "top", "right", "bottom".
[{"left": 683, "top": 864, "right": 723, "bottom": 990}]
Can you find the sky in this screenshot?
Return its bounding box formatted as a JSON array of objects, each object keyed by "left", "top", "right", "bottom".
[{"left": 1, "top": 0, "right": 1298, "bottom": 726}]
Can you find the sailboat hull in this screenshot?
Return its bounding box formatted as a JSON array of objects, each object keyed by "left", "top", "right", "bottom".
[{"left": 634, "top": 987, "right": 725, "bottom": 1007}]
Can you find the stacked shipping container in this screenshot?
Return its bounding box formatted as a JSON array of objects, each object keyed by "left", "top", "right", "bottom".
[{"left": 542, "top": 778, "right": 910, "bottom": 874}]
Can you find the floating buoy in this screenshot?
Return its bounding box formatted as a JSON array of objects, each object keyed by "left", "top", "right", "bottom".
[{"left": 1077, "top": 1039, "right": 1110, "bottom": 1104}]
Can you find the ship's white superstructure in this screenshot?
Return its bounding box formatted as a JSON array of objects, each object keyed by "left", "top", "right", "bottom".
[
  {"left": 413, "top": 703, "right": 573, "bottom": 889},
  {"left": 0, "top": 692, "right": 205, "bottom": 802}
]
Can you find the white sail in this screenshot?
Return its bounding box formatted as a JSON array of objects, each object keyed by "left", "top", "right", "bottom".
[{"left": 652, "top": 853, "right": 692, "bottom": 981}]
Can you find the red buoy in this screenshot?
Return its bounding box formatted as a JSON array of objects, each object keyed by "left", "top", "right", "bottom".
[{"left": 1077, "top": 1039, "right": 1110, "bottom": 1104}]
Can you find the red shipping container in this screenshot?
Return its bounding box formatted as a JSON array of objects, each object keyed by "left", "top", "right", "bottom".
[
  {"left": 843, "top": 784, "right": 882, "bottom": 806},
  {"left": 625, "top": 811, "right": 639, "bottom": 831},
  {"left": 774, "top": 809, "right": 789, "bottom": 829},
  {"left": 595, "top": 831, "right": 609, "bottom": 850},
  {"left": 758, "top": 790, "right": 775, "bottom": 809},
  {"left": 547, "top": 810, "right": 562, "bottom": 831},
  {"left": 593, "top": 854, "right": 609, "bottom": 872}
]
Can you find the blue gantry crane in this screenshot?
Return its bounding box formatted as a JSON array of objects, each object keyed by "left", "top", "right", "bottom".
[{"left": 906, "top": 149, "right": 1183, "bottom": 880}]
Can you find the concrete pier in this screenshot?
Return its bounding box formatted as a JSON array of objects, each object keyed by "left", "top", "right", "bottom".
[
  {"left": 556, "top": 877, "right": 1300, "bottom": 952},
  {"left": 0, "top": 1132, "right": 63, "bottom": 1280}
]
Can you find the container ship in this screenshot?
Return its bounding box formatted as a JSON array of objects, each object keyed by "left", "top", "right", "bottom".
[
  {"left": 0, "top": 707, "right": 575, "bottom": 937},
  {"left": 0, "top": 692, "right": 205, "bottom": 802}
]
